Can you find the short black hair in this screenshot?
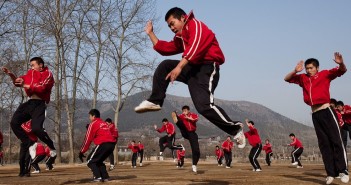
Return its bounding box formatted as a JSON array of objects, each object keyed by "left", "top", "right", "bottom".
[
  {"left": 248, "top": 120, "right": 254, "bottom": 125},
  {"left": 182, "top": 105, "right": 190, "bottom": 110},
  {"left": 305, "top": 58, "right": 319, "bottom": 68},
  {"left": 289, "top": 133, "right": 295, "bottom": 137},
  {"left": 336, "top": 101, "right": 344, "bottom": 107},
  {"left": 165, "top": 7, "right": 186, "bottom": 21},
  {"left": 216, "top": 145, "right": 219, "bottom": 148},
  {"left": 89, "top": 109, "right": 100, "bottom": 118},
  {"left": 330, "top": 98, "right": 337, "bottom": 105},
  {"left": 105, "top": 118, "right": 112, "bottom": 123},
  {"left": 30, "top": 57, "right": 45, "bottom": 66},
  {"left": 265, "top": 139, "right": 270, "bottom": 142},
  {"left": 162, "top": 118, "right": 168, "bottom": 122}
]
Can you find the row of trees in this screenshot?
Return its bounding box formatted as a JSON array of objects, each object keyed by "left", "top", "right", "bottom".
[{"left": 0, "top": 0, "right": 158, "bottom": 164}]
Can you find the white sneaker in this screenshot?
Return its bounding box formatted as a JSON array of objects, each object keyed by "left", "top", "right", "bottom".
[
  {"left": 140, "top": 163, "right": 142, "bottom": 167},
  {"left": 339, "top": 173, "right": 349, "bottom": 183},
  {"left": 31, "top": 170, "right": 40, "bottom": 174},
  {"left": 225, "top": 166, "right": 231, "bottom": 169},
  {"left": 252, "top": 169, "right": 256, "bottom": 171},
  {"left": 109, "top": 165, "right": 115, "bottom": 170},
  {"left": 291, "top": 162, "right": 298, "bottom": 166},
  {"left": 233, "top": 128, "right": 246, "bottom": 149},
  {"left": 176, "top": 166, "right": 179, "bottom": 168},
  {"left": 93, "top": 177, "right": 102, "bottom": 182},
  {"left": 255, "top": 169, "right": 262, "bottom": 172},
  {"left": 326, "top": 176, "right": 334, "bottom": 184},
  {"left": 50, "top": 150, "right": 57, "bottom": 157},
  {"left": 192, "top": 165, "right": 197, "bottom": 173},
  {"left": 29, "top": 143, "right": 37, "bottom": 159},
  {"left": 134, "top": 100, "right": 161, "bottom": 113},
  {"left": 297, "top": 166, "right": 303, "bottom": 168}
]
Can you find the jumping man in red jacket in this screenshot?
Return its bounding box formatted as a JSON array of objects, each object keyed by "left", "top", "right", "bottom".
[
  {"left": 79, "top": 109, "right": 116, "bottom": 182},
  {"left": 244, "top": 119, "right": 262, "bottom": 172},
  {"left": 2, "top": 57, "right": 56, "bottom": 177},
  {"left": 134, "top": 7, "right": 245, "bottom": 148},
  {"left": 154, "top": 118, "right": 183, "bottom": 160},
  {"left": 285, "top": 53, "right": 348, "bottom": 184}
]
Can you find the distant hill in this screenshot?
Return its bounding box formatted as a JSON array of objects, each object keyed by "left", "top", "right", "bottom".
[
  {"left": 1, "top": 91, "right": 317, "bottom": 147},
  {"left": 54, "top": 91, "right": 316, "bottom": 146}
]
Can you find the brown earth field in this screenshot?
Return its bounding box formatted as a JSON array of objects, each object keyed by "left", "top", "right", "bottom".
[{"left": 0, "top": 160, "right": 347, "bottom": 185}]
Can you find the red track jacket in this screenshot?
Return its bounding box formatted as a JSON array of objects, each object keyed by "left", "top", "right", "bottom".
[
  {"left": 80, "top": 118, "right": 116, "bottom": 153},
  {"left": 262, "top": 143, "right": 273, "bottom": 154},
  {"left": 20, "top": 66, "right": 54, "bottom": 104},
  {"left": 153, "top": 11, "right": 225, "bottom": 65},
  {"left": 289, "top": 138, "right": 304, "bottom": 149},
  {"left": 222, "top": 140, "right": 234, "bottom": 152},
  {"left": 157, "top": 122, "right": 175, "bottom": 135},
  {"left": 287, "top": 67, "right": 345, "bottom": 106},
  {"left": 178, "top": 112, "right": 198, "bottom": 132},
  {"left": 244, "top": 125, "right": 262, "bottom": 147}
]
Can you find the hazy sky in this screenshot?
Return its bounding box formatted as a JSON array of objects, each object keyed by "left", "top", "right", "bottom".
[{"left": 150, "top": 1, "right": 351, "bottom": 126}]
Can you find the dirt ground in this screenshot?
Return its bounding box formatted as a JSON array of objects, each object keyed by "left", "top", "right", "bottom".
[{"left": 0, "top": 160, "right": 347, "bottom": 185}]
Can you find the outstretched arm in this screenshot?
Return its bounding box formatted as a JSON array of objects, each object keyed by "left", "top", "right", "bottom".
[
  {"left": 284, "top": 60, "right": 304, "bottom": 82},
  {"left": 334, "top": 52, "right": 347, "bottom": 73},
  {"left": 1, "top": 67, "right": 17, "bottom": 83},
  {"left": 145, "top": 20, "right": 159, "bottom": 46}
]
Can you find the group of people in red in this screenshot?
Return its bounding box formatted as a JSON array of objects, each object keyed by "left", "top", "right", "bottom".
[
  {"left": 127, "top": 141, "right": 145, "bottom": 168},
  {"left": 0, "top": 4, "right": 349, "bottom": 185}
]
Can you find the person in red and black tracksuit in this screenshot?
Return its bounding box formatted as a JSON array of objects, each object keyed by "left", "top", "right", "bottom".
[
  {"left": 30, "top": 142, "right": 46, "bottom": 173},
  {"left": 222, "top": 136, "right": 234, "bottom": 168},
  {"left": 215, "top": 145, "right": 224, "bottom": 166},
  {"left": 154, "top": 118, "right": 183, "bottom": 158},
  {"left": 138, "top": 141, "right": 144, "bottom": 166},
  {"left": 176, "top": 147, "right": 185, "bottom": 168},
  {"left": 128, "top": 141, "right": 139, "bottom": 168},
  {"left": 287, "top": 133, "right": 303, "bottom": 168},
  {"left": 105, "top": 118, "right": 118, "bottom": 171},
  {"left": 79, "top": 109, "right": 116, "bottom": 182},
  {"left": 2, "top": 58, "right": 56, "bottom": 163},
  {"left": 44, "top": 145, "right": 56, "bottom": 170},
  {"left": 336, "top": 101, "right": 351, "bottom": 148},
  {"left": 285, "top": 53, "right": 348, "bottom": 184},
  {"left": 134, "top": 7, "right": 245, "bottom": 146},
  {"left": 262, "top": 139, "right": 273, "bottom": 166},
  {"left": 172, "top": 105, "right": 200, "bottom": 172},
  {"left": 243, "top": 119, "right": 262, "bottom": 172}
]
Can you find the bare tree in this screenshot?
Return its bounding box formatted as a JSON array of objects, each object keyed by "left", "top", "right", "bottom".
[{"left": 106, "top": 0, "right": 157, "bottom": 165}]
